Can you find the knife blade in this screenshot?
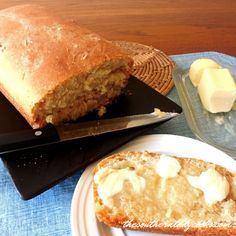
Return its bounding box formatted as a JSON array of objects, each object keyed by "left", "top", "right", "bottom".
[
  {"left": 57, "top": 111, "right": 179, "bottom": 140},
  {"left": 0, "top": 111, "right": 179, "bottom": 154}
]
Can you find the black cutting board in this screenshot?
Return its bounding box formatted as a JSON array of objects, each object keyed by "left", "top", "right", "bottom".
[{"left": 0, "top": 76, "right": 181, "bottom": 199}]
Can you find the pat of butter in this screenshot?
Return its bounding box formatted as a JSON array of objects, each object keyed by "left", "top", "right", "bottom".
[
  {"left": 187, "top": 168, "right": 229, "bottom": 205},
  {"left": 156, "top": 154, "right": 181, "bottom": 178},
  {"left": 189, "top": 58, "right": 221, "bottom": 87},
  {"left": 151, "top": 108, "right": 166, "bottom": 118},
  {"left": 94, "top": 167, "right": 146, "bottom": 207},
  {"left": 198, "top": 68, "right": 236, "bottom": 113}
]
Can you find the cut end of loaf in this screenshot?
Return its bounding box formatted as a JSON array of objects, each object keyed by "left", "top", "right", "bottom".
[
  {"left": 31, "top": 59, "right": 131, "bottom": 128},
  {"left": 93, "top": 151, "right": 236, "bottom": 235},
  {"left": 0, "top": 4, "right": 134, "bottom": 129}
]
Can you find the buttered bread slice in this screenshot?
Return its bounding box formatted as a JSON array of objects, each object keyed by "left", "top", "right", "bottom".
[{"left": 93, "top": 151, "right": 236, "bottom": 235}]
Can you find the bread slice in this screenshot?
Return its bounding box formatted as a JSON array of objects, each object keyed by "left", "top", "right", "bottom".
[
  {"left": 93, "top": 151, "right": 236, "bottom": 235},
  {"left": 0, "top": 5, "right": 133, "bottom": 128}
]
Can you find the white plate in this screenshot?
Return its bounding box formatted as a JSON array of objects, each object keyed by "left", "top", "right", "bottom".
[{"left": 70, "top": 134, "right": 236, "bottom": 236}]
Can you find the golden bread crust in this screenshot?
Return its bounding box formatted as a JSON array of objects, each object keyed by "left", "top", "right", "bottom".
[{"left": 0, "top": 5, "right": 133, "bottom": 128}]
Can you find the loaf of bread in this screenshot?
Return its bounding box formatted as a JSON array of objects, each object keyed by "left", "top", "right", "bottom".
[
  {"left": 0, "top": 5, "right": 133, "bottom": 128},
  {"left": 93, "top": 151, "right": 236, "bottom": 235}
]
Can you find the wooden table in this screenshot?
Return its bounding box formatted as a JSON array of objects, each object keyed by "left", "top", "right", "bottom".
[{"left": 0, "top": 0, "right": 236, "bottom": 56}]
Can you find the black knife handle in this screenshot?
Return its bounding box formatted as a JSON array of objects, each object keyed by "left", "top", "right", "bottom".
[{"left": 0, "top": 124, "right": 60, "bottom": 153}]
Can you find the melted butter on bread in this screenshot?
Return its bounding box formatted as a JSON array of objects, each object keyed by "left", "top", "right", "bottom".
[
  {"left": 94, "top": 167, "right": 146, "bottom": 207},
  {"left": 187, "top": 168, "right": 230, "bottom": 205},
  {"left": 156, "top": 154, "right": 181, "bottom": 178}
]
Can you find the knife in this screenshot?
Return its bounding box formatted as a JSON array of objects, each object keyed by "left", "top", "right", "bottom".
[{"left": 0, "top": 111, "right": 179, "bottom": 154}]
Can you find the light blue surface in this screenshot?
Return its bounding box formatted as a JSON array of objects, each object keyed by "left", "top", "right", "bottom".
[{"left": 0, "top": 52, "right": 234, "bottom": 236}]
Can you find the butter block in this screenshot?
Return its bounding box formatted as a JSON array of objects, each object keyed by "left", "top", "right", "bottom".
[
  {"left": 189, "top": 58, "right": 221, "bottom": 87},
  {"left": 198, "top": 68, "right": 236, "bottom": 113}
]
